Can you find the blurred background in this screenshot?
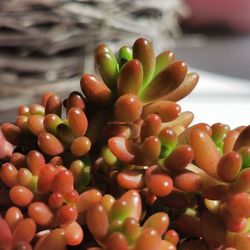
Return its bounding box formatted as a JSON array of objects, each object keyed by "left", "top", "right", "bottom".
[{"left": 0, "top": 0, "right": 249, "bottom": 127}]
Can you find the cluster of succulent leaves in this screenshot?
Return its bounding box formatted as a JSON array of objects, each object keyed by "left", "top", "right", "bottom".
[{"left": 1, "top": 37, "right": 250, "bottom": 250}]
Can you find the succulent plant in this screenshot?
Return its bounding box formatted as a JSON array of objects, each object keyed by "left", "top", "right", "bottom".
[{"left": 0, "top": 37, "right": 250, "bottom": 250}]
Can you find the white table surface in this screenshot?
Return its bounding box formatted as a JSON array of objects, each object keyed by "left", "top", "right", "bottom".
[{"left": 179, "top": 69, "right": 250, "bottom": 128}]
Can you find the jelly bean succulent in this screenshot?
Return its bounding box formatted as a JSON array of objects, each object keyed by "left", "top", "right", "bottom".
[{"left": 0, "top": 37, "right": 250, "bottom": 250}]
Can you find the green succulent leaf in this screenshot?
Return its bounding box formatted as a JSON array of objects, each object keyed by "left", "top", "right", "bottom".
[
  {"left": 142, "top": 212, "right": 169, "bottom": 236},
  {"left": 234, "top": 126, "right": 250, "bottom": 151},
  {"left": 96, "top": 43, "right": 114, "bottom": 55},
  {"left": 80, "top": 74, "right": 112, "bottom": 106},
  {"left": 82, "top": 165, "right": 91, "bottom": 187},
  {"left": 238, "top": 146, "right": 250, "bottom": 168},
  {"left": 119, "top": 46, "right": 133, "bottom": 68},
  {"left": 96, "top": 52, "right": 119, "bottom": 90},
  {"left": 102, "top": 146, "right": 118, "bottom": 166},
  {"left": 56, "top": 123, "right": 75, "bottom": 145},
  {"left": 117, "top": 59, "right": 143, "bottom": 96},
  {"left": 154, "top": 51, "right": 175, "bottom": 77},
  {"left": 139, "top": 61, "right": 188, "bottom": 103},
  {"left": 110, "top": 200, "right": 132, "bottom": 223},
  {"left": 110, "top": 190, "right": 142, "bottom": 223},
  {"left": 164, "top": 72, "right": 199, "bottom": 102},
  {"left": 43, "top": 114, "right": 62, "bottom": 135},
  {"left": 133, "top": 38, "right": 155, "bottom": 87},
  {"left": 108, "top": 137, "right": 136, "bottom": 163}
]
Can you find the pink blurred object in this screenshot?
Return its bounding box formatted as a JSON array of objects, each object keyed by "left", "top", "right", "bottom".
[
  {"left": 184, "top": 0, "right": 250, "bottom": 32},
  {"left": 0, "top": 128, "right": 13, "bottom": 159}
]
